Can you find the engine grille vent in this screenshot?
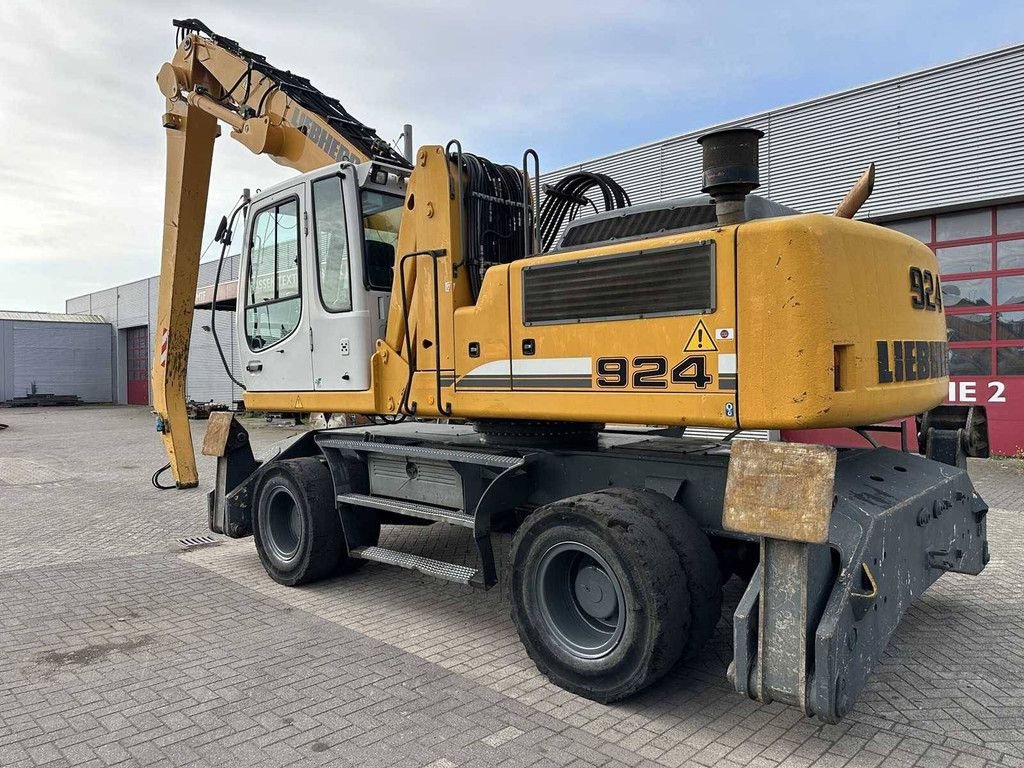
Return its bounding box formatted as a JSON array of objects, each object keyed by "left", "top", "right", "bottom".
[
  {"left": 561, "top": 204, "right": 717, "bottom": 248},
  {"left": 522, "top": 243, "right": 715, "bottom": 326}
]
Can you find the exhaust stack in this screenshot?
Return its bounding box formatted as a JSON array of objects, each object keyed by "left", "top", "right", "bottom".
[
  {"left": 402, "top": 123, "right": 414, "bottom": 164},
  {"left": 698, "top": 127, "right": 764, "bottom": 226}
]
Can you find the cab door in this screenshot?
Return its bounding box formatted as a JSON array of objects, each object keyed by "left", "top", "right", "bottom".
[
  {"left": 306, "top": 171, "right": 373, "bottom": 391},
  {"left": 238, "top": 186, "right": 313, "bottom": 393}
]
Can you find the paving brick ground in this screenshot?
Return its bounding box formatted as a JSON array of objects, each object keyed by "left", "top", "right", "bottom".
[{"left": 0, "top": 406, "right": 1022, "bottom": 767}]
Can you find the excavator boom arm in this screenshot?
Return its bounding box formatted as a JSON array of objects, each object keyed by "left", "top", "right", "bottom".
[{"left": 152, "top": 18, "right": 409, "bottom": 487}]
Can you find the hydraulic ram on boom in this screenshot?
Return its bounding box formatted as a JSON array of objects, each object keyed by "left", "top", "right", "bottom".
[{"left": 153, "top": 19, "right": 989, "bottom": 721}]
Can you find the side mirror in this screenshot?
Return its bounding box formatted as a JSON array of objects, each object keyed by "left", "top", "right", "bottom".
[{"left": 214, "top": 215, "right": 230, "bottom": 245}]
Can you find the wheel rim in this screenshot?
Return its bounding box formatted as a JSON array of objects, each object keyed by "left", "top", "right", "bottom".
[
  {"left": 535, "top": 541, "right": 626, "bottom": 660},
  {"left": 262, "top": 487, "right": 302, "bottom": 564}
]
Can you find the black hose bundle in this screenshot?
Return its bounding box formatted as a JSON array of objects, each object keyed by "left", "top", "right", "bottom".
[
  {"left": 538, "top": 172, "right": 631, "bottom": 252},
  {"left": 453, "top": 152, "right": 529, "bottom": 299},
  {"left": 450, "top": 152, "right": 632, "bottom": 296}
]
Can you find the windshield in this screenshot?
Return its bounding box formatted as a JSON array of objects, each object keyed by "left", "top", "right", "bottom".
[
  {"left": 362, "top": 190, "right": 402, "bottom": 245},
  {"left": 361, "top": 189, "right": 403, "bottom": 290}
]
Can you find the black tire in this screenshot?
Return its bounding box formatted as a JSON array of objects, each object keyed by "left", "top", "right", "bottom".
[
  {"left": 510, "top": 491, "right": 688, "bottom": 703},
  {"left": 253, "top": 456, "right": 368, "bottom": 586},
  {"left": 601, "top": 488, "right": 724, "bottom": 660}
]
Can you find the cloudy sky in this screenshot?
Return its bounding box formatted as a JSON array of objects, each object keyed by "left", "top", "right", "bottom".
[{"left": 1, "top": 0, "right": 1022, "bottom": 311}]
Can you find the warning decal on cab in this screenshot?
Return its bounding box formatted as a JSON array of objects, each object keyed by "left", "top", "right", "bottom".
[{"left": 684, "top": 319, "right": 718, "bottom": 352}]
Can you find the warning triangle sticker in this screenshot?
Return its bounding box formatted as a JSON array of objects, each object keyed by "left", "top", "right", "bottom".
[{"left": 684, "top": 319, "right": 718, "bottom": 352}]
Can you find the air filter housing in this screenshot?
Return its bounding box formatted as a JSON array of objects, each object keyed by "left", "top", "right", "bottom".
[{"left": 698, "top": 128, "right": 764, "bottom": 225}]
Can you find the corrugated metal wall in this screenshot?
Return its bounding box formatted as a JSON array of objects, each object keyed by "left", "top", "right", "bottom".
[
  {"left": 542, "top": 45, "right": 1024, "bottom": 221},
  {"left": 64, "top": 256, "right": 243, "bottom": 405},
  {"left": 187, "top": 256, "right": 244, "bottom": 405},
  {"left": 0, "top": 319, "right": 112, "bottom": 403},
  {"left": 187, "top": 255, "right": 244, "bottom": 404},
  {"left": 65, "top": 295, "right": 91, "bottom": 315}
]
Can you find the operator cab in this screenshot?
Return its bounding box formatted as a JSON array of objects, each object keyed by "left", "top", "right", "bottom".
[{"left": 237, "top": 161, "right": 408, "bottom": 393}]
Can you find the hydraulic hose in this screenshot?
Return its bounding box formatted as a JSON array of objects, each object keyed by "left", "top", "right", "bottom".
[
  {"left": 211, "top": 192, "right": 250, "bottom": 390},
  {"left": 151, "top": 462, "right": 176, "bottom": 490},
  {"left": 538, "top": 172, "right": 631, "bottom": 252}
]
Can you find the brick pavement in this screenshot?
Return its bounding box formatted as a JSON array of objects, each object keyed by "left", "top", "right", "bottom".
[{"left": 0, "top": 406, "right": 1022, "bottom": 767}]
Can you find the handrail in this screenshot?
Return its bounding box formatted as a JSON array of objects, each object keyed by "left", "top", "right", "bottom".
[
  {"left": 396, "top": 249, "right": 451, "bottom": 417},
  {"left": 445, "top": 140, "right": 466, "bottom": 277},
  {"left": 522, "top": 149, "right": 540, "bottom": 258}
]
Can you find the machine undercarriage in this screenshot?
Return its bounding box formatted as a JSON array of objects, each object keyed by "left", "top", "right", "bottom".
[{"left": 205, "top": 417, "right": 988, "bottom": 721}]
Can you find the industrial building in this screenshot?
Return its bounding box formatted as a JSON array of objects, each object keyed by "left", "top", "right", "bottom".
[
  {"left": 67, "top": 43, "right": 1024, "bottom": 453},
  {"left": 66, "top": 257, "right": 244, "bottom": 406},
  {"left": 0, "top": 311, "right": 113, "bottom": 404}
]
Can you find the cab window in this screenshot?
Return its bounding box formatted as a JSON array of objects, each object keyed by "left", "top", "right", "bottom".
[
  {"left": 361, "top": 190, "right": 403, "bottom": 290},
  {"left": 312, "top": 176, "right": 353, "bottom": 312},
  {"left": 244, "top": 199, "right": 301, "bottom": 350}
]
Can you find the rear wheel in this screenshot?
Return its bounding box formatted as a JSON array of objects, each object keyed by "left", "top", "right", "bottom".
[
  {"left": 253, "top": 456, "right": 374, "bottom": 586},
  {"left": 602, "top": 488, "right": 723, "bottom": 659},
  {"left": 510, "top": 491, "right": 688, "bottom": 702}
]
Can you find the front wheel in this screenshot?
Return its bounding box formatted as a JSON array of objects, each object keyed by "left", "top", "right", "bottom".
[
  {"left": 253, "top": 456, "right": 374, "bottom": 586},
  {"left": 510, "top": 491, "right": 689, "bottom": 703}
]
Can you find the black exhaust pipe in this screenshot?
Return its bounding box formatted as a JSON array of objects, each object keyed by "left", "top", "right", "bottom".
[{"left": 698, "top": 127, "right": 764, "bottom": 226}]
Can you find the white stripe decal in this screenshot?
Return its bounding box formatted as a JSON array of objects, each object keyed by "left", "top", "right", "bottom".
[
  {"left": 718, "top": 353, "right": 737, "bottom": 375},
  {"left": 463, "top": 357, "right": 592, "bottom": 379},
  {"left": 461, "top": 360, "right": 511, "bottom": 378},
  {"left": 511, "top": 357, "right": 592, "bottom": 376}
]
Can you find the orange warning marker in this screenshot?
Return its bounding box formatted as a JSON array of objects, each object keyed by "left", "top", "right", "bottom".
[{"left": 684, "top": 319, "right": 718, "bottom": 352}]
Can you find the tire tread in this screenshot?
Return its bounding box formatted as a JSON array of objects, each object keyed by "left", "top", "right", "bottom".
[
  {"left": 603, "top": 488, "right": 723, "bottom": 659},
  {"left": 510, "top": 490, "right": 688, "bottom": 703}
]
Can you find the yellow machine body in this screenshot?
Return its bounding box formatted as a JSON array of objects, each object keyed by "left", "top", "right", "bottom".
[
  {"left": 244, "top": 147, "right": 948, "bottom": 432},
  {"left": 153, "top": 23, "right": 948, "bottom": 485}
]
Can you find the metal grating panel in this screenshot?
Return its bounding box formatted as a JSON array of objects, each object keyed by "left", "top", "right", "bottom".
[
  {"left": 318, "top": 435, "right": 526, "bottom": 468},
  {"left": 685, "top": 428, "right": 773, "bottom": 442},
  {"left": 561, "top": 204, "right": 717, "bottom": 247},
  {"left": 177, "top": 535, "right": 220, "bottom": 549},
  {"left": 523, "top": 243, "right": 714, "bottom": 325},
  {"left": 351, "top": 546, "right": 478, "bottom": 584}
]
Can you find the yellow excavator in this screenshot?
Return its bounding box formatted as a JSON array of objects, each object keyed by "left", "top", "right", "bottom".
[{"left": 153, "top": 19, "right": 989, "bottom": 720}]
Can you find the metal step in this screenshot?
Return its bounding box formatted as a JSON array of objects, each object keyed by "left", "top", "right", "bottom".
[
  {"left": 337, "top": 492, "right": 475, "bottom": 528},
  {"left": 350, "top": 546, "right": 478, "bottom": 585},
  {"left": 318, "top": 434, "right": 525, "bottom": 469}
]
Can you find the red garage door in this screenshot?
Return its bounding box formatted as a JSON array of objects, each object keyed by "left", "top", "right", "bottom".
[
  {"left": 925, "top": 205, "right": 1024, "bottom": 456},
  {"left": 126, "top": 327, "right": 150, "bottom": 405}
]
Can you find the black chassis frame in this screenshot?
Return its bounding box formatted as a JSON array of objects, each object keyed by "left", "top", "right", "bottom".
[{"left": 208, "top": 421, "right": 988, "bottom": 723}]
